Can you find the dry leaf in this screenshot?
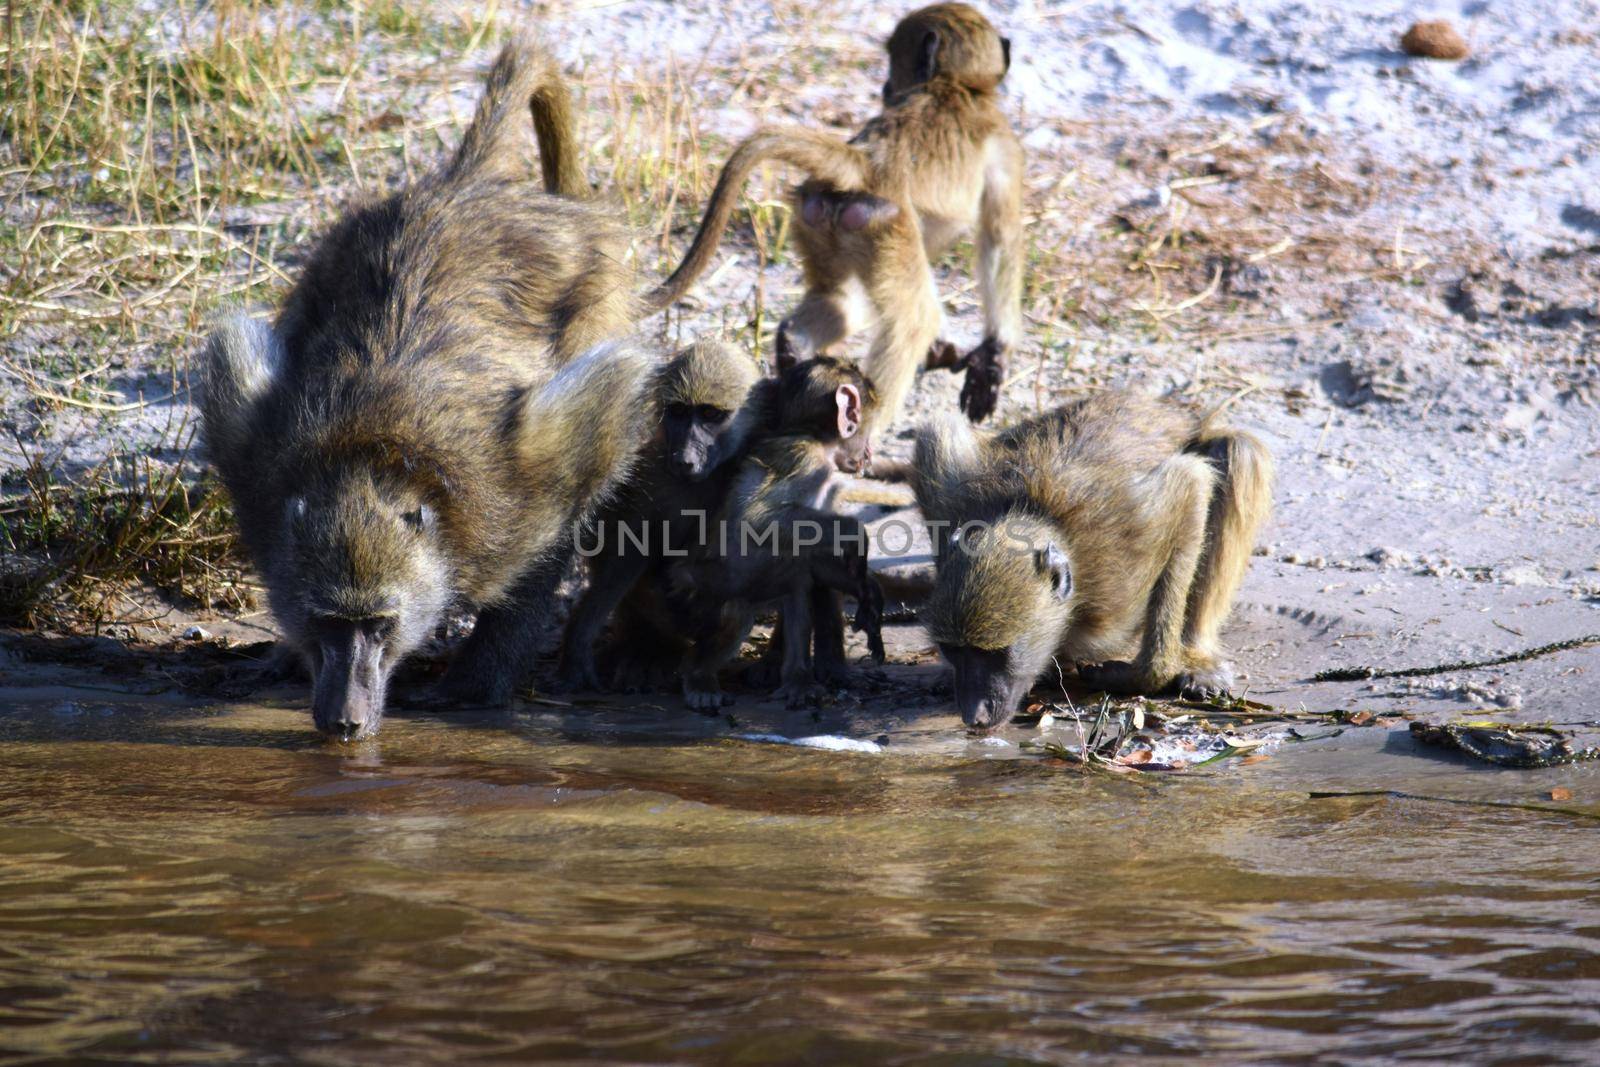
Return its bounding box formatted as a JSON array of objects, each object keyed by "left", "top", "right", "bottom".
[
  {"left": 1549, "top": 787, "right": 1573, "bottom": 802},
  {"left": 1240, "top": 754, "right": 1271, "bottom": 765},
  {"left": 1348, "top": 710, "right": 1375, "bottom": 726}
]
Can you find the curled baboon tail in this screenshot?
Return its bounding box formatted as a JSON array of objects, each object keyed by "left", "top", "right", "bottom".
[
  {"left": 451, "top": 36, "right": 588, "bottom": 197},
  {"left": 1183, "top": 426, "right": 1274, "bottom": 655},
  {"left": 646, "top": 129, "right": 871, "bottom": 310}
]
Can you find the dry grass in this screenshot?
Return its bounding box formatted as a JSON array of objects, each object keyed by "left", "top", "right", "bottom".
[{"left": 1, "top": 0, "right": 1439, "bottom": 631}]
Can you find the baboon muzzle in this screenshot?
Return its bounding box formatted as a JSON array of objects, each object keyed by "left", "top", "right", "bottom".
[{"left": 311, "top": 627, "right": 388, "bottom": 742}]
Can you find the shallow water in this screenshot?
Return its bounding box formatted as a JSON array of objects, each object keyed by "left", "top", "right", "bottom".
[{"left": 1, "top": 694, "right": 1597, "bottom": 1064}]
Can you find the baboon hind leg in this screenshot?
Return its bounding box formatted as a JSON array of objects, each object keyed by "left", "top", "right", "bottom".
[
  {"left": 1078, "top": 456, "right": 1215, "bottom": 697},
  {"left": 776, "top": 285, "right": 870, "bottom": 371},
  {"left": 1179, "top": 428, "right": 1274, "bottom": 688}
]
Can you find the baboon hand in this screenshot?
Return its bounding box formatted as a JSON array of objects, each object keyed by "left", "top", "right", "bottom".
[
  {"left": 925, "top": 337, "right": 963, "bottom": 369},
  {"left": 852, "top": 578, "right": 887, "bottom": 665},
  {"left": 955, "top": 336, "right": 1006, "bottom": 422},
  {"left": 554, "top": 650, "right": 603, "bottom": 693}
]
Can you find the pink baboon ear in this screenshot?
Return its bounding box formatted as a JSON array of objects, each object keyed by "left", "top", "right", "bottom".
[{"left": 835, "top": 383, "right": 862, "bottom": 439}]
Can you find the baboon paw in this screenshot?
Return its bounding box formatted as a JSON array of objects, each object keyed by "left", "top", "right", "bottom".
[
  {"left": 774, "top": 323, "right": 812, "bottom": 373},
  {"left": 1175, "top": 663, "right": 1237, "bottom": 701},
  {"left": 775, "top": 681, "right": 827, "bottom": 710},
  {"left": 957, "top": 337, "right": 1006, "bottom": 423},
  {"left": 813, "top": 660, "right": 853, "bottom": 688},
  {"left": 552, "top": 658, "right": 603, "bottom": 694},
  {"left": 682, "top": 684, "right": 727, "bottom": 713},
  {"left": 926, "top": 337, "right": 963, "bottom": 369}
]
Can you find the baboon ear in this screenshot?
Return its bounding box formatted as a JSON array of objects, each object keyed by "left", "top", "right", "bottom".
[
  {"left": 1001, "top": 37, "right": 1012, "bottom": 74},
  {"left": 1034, "top": 543, "right": 1071, "bottom": 600},
  {"left": 835, "top": 383, "right": 863, "bottom": 439},
  {"left": 917, "top": 29, "right": 941, "bottom": 82},
  {"left": 401, "top": 504, "right": 435, "bottom": 533}
]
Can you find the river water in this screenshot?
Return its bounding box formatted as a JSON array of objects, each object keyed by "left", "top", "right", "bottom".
[{"left": 1, "top": 695, "right": 1597, "bottom": 1064}]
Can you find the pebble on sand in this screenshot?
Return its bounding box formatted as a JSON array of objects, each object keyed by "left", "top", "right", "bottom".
[{"left": 1400, "top": 20, "right": 1470, "bottom": 60}]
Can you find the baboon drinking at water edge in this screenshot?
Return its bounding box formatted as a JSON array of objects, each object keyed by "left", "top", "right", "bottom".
[
  {"left": 912, "top": 392, "right": 1273, "bottom": 730},
  {"left": 202, "top": 39, "right": 657, "bottom": 740}
]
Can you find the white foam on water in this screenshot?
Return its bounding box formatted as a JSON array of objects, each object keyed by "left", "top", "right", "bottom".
[{"left": 737, "top": 733, "right": 885, "bottom": 753}]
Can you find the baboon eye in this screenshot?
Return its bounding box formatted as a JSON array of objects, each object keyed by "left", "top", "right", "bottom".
[
  {"left": 696, "top": 405, "right": 730, "bottom": 425},
  {"left": 402, "top": 505, "right": 434, "bottom": 532},
  {"left": 665, "top": 403, "right": 692, "bottom": 420}
]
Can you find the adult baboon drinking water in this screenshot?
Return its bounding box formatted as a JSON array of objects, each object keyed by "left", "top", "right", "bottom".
[{"left": 201, "top": 39, "right": 658, "bottom": 740}]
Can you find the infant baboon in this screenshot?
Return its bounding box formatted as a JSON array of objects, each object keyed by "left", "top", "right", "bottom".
[
  {"left": 672, "top": 357, "right": 887, "bottom": 709},
  {"left": 557, "top": 338, "right": 769, "bottom": 691},
  {"left": 911, "top": 393, "right": 1273, "bottom": 730},
  {"left": 202, "top": 38, "right": 656, "bottom": 741},
  {"left": 650, "top": 2, "right": 1024, "bottom": 429}
]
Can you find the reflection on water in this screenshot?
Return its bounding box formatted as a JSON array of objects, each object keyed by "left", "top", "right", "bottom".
[{"left": 1, "top": 697, "right": 1597, "bottom": 1064}]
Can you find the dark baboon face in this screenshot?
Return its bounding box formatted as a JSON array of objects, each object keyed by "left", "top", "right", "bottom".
[
  {"left": 923, "top": 525, "right": 1073, "bottom": 730},
  {"left": 939, "top": 642, "right": 1023, "bottom": 730},
  {"left": 272, "top": 477, "right": 449, "bottom": 741},
  {"left": 663, "top": 402, "right": 739, "bottom": 481}
]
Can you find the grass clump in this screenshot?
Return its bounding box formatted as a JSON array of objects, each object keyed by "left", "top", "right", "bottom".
[{"left": 0, "top": 436, "right": 249, "bottom": 630}]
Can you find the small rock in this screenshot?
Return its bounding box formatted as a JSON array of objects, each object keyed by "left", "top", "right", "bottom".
[
  {"left": 182, "top": 625, "right": 212, "bottom": 642},
  {"left": 1550, "top": 787, "right": 1573, "bottom": 802},
  {"left": 1499, "top": 564, "right": 1545, "bottom": 587},
  {"left": 1367, "top": 546, "right": 1412, "bottom": 568},
  {"left": 1401, "top": 20, "right": 1469, "bottom": 60}
]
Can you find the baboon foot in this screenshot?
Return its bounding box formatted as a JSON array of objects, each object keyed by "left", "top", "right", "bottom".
[
  {"left": 610, "top": 653, "right": 672, "bottom": 694},
  {"left": 775, "top": 679, "right": 829, "bottom": 710},
  {"left": 956, "top": 336, "right": 1006, "bottom": 423},
  {"left": 775, "top": 320, "right": 813, "bottom": 373},
  {"left": 852, "top": 580, "right": 887, "bottom": 665},
  {"left": 552, "top": 652, "right": 603, "bottom": 694},
  {"left": 812, "top": 657, "right": 853, "bottom": 688},
  {"left": 1174, "top": 661, "right": 1237, "bottom": 701},
  {"left": 683, "top": 675, "right": 731, "bottom": 713}
]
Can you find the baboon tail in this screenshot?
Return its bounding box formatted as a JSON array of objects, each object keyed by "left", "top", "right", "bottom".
[
  {"left": 451, "top": 35, "right": 588, "bottom": 197},
  {"left": 1184, "top": 426, "right": 1274, "bottom": 653},
  {"left": 646, "top": 129, "right": 871, "bottom": 310}
]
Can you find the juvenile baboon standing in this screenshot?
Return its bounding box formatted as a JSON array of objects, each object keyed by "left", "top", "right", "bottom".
[{"left": 650, "top": 3, "right": 1024, "bottom": 429}]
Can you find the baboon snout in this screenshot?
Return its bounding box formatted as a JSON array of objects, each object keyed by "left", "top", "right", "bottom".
[
  {"left": 309, "top": 623, "right": 389, "bottom": 742},
  {"left": 962, "top": 697, "right": 1006, "bottom": 731}
]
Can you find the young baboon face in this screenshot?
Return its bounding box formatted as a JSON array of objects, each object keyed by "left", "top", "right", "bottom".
[
  {"left": 662, "top": 401, "right": 739, "bottom": 480},
  {"left": 273, "top": 473, "right": 450, "bottom": 741},
  {"left": 922, "top": 518, "right": 1073, "bottom": 730},
  {"left": 776, "top": 356, "right": 878, "bottom": 473},
  {"left": 656, "top": 339, "right": 762, "bottom": 481}
]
